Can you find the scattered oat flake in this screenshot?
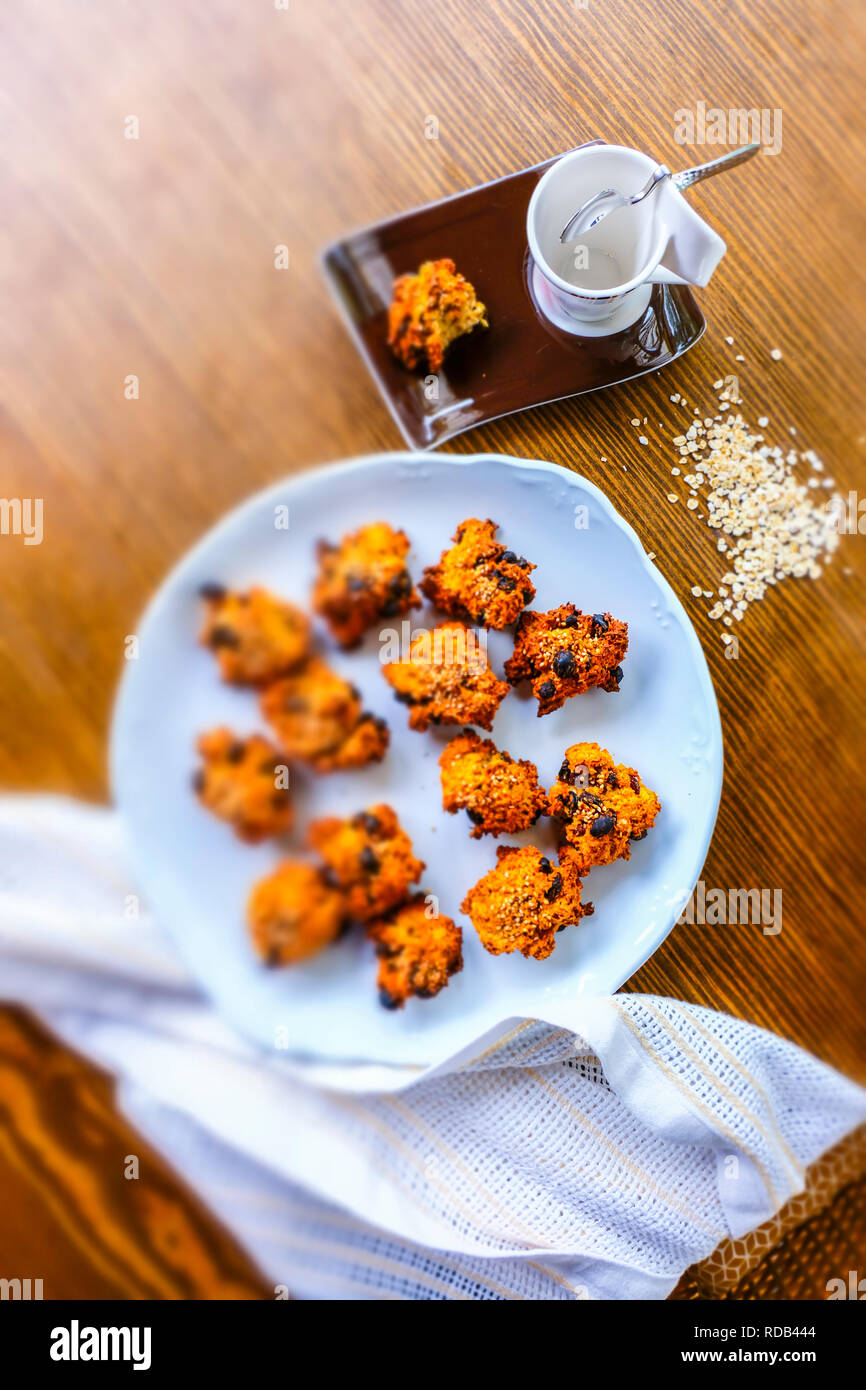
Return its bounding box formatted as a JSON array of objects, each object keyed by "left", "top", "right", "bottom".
[
  {"left": 631, "top": 417, "right": 640, "bottom": 426},
  {"left": 725, "top": 336, "right": 734, "bottom": 345},
  {"left": 661, "top": 371, "right": 841, "bottom": 631},
  {"left": 638, "top": 435, "right": 648, "bottom": 445},
  {"left": 770, "top": 348, "right": 783, "bottom": 360}
]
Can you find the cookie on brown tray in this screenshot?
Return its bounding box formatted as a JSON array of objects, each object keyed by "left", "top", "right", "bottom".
[
  {"left": 247, "top": 860, "right": 345, "bottom": 966},
  {"left": 368, "top": 894, "right": 463, "bottom": 1010},
  {"left": 308, "top": 804, "right": 424, "bottom": 922},
  {"left": 199, "top": 584, "right": 309, "bottom": 685},
  {"left": 548, "top": 742, "right": 661, "bottom": 875},
  {"left": 461, "top": 845, "right": 592, "bottom": 961},
  {"left": 382, "top": 620, "right": 508, "bottom": 731},
  {"left": 439, "top": 729, "right": 547, "bottom": 838},
  {"left": 313, "top": 522, "right": 421, "bottom": 648},
  {"left": 193, "top": 728, "right": 292, "bottom": 843},
  {"left": 504, "top": 604, "right": 628, "bottom": 716},
  {"left": 260, "top": 656, "right": 389, "bottom": 773},
  {"left": 421, "top": 518, "right": 536, "bottom": 629},
  {"left": 387, "top": 258, "right": 488, "bottom": 372}
]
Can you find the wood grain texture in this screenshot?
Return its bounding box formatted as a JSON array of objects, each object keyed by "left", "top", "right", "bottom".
[
  {"left": 0, "top": 1009, "right": 267, "bottom": 1298},
  {"left": 0, "top": 0, "right": 864, "bottom": 1298}
]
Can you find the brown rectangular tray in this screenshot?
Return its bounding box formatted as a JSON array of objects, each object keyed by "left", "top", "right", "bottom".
[{"left": 321, "top": 151, "right": 705, "bottom": 451}]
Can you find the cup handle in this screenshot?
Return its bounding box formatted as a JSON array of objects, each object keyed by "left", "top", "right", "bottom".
[
  {"left": 648, "top": 265, "right": 690, "bottom": 286},
  {"left": 654, "top": 183, "right": 727, "bottom": 287}
]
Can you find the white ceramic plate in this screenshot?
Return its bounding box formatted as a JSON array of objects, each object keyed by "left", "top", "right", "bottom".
[{"left": 111, "top": 452, "right": 722, "bottom": 1069}]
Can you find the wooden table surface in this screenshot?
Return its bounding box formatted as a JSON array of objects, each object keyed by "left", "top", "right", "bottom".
[{"left": 1, "top": 0, "right": 864, "bottom": 1299}]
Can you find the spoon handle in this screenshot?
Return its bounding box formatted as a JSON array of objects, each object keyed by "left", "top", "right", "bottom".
[{"left": 673, "top": 142, "right": 761, "bottom": 190}]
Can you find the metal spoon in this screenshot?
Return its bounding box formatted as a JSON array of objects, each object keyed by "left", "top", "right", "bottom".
[{"left": 560, "top": 142, "right": 760, "bottom": 243}]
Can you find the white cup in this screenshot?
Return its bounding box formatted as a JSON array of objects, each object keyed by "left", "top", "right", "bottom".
[{"left": 527, "top": 144, "right": 725, "bottom": 333}]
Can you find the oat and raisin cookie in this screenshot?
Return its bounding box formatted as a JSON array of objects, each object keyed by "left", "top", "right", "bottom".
[
  {"left": 260, "top": 656, "right": 389, "bottom": 773},
  {"left": 193, "top": 728, "right": 293, "bottom": 843},
  {"left": 461, "top": 845, "right": 592, "bottom": 961},
  {"left": 387, "top": 258, "right": 488, "bottom": 372},
  {"left": 382, "top": 620, "right": 508, "bottom": 732},
  {"left": 504, "top": 604, "right": 628, "bottom": 716},
  {"left": 439, "top": 729, "right": 547, "bottom": 838},
  {"left": 199, "top": 584, "right": 309, "bottom": 685},
  {"left": 312, "top": 522, "right": 421, "bottom": 649},
  {"left": 368, "top": 894, "right": 463, "bottom": 1010},
  {"left": 549, "top": 741, "right": 661, "bottom": 875},
  {"left": 308, "top": 804, "right": 424, "bottom": 922},
  {"left": 421, "top": 518, "right": 536, "bottom": 629},
  {"left": 247, "top": 860, "right": 345, "bottom": 966}
]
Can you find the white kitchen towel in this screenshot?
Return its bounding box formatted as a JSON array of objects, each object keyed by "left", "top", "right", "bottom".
[{"left": 1, "top": 796, "right": 864, "bottom": 1301}]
